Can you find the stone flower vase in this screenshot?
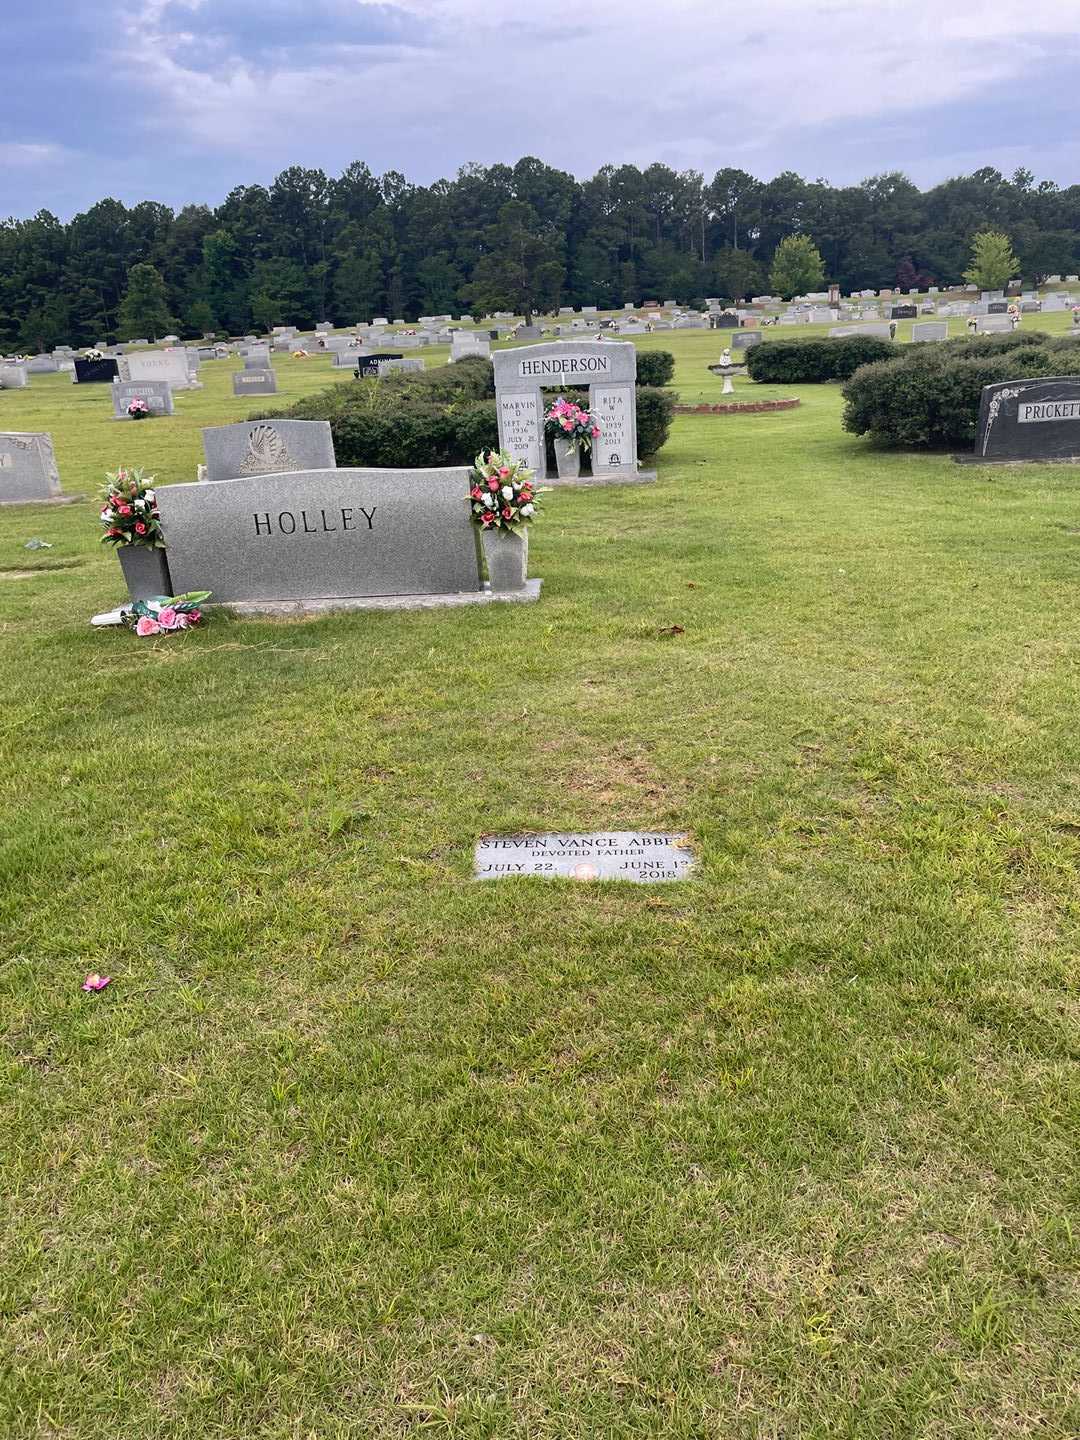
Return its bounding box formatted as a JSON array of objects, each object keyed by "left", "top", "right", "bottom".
[
  {"left": 118, "top": 544, "right": 172, "bottom": 602},
  {"left": 481, "top": 526, "right": 528, "bottom": 593},
  {"left": 554, "top": 438, "right": 581, "bottom": 479}
]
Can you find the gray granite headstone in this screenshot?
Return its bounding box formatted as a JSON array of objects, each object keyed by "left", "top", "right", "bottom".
[
  {"left": 0, "top": 431, "right": 61, "bottom": 501},
  {"left": 474, "top": 832, "right": 695, "bottom": 883},
  {"left": 157, "top": 466, "right": 481, "bottom": 602},
  {"left": 112, "top": 379, "right": 175, "bottom": 418},
  {"left": 731, "top": 331, "right": 763, "bottom": 350},
  {"left": 974, "top": 376, "right": 1080, "bottom": 462},
  {"left": 122, "top": 350, "right": 201, "bottom": 390},
  {"left": 26, "top": 354, "right": 58, "bottom": 373},
  {"left": 0, "top": 363, "right": 28, "bottom": 389},
  {"left": 911, "top": 322, "right": 949, "bottom": 342},
  {"left": 232, "top": 368, "right": 279, "bottom": 396},
  {"left": 201, "top": 420, "right": 337, "bottom": 482},
  {"left": 493, "top": 339, "right": 641, "bottom": 480},
  {"left": 977, "top": 316, "right": 1013, "bottom": 334}
]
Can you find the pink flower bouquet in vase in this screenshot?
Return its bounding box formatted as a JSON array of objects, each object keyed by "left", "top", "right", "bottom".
[
  {"left": 99, "top": 465, "right": 172, "bottom": 600},
  {"left": 544, "top": 396, "right": 601, "bottom": 479},
  {"left": 468, "top": 450, "right": 541, "bottom": 593}
]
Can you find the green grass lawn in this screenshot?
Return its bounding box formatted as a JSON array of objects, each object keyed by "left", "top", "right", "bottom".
[{"left": 1, "top": 333, "right": 1078, "bottom": 1438}]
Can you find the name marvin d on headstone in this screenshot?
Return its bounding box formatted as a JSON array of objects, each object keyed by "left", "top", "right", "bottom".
[
  {"left": 493, "top": 340, "right": 654, "bottom": 486},
  {"left": 973, "top": 376, "right": 1080, "bottom": 462},
  {"left": 0, "top": 431, "right": 62, "bottom": 502},
  {"left": 474, "top": 833, "right": 696, "bottom": 882},
  {"left": 201, "top": 420, "right": 337, "bottom": 482}
]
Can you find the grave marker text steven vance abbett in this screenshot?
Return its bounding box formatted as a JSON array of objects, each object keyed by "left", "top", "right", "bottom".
[{"left": 474, "top": 833, "right": 696, "bottom": 882}]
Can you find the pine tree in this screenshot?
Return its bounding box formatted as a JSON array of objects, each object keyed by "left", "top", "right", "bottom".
[
  {"left": 963, "top": 230, "right": 1019, "bottom": 291},
  {"left": 769, "top": 235, "right": 825, "bottom": 298},
  {"left": 117, "top": 263, "right": 175, "bottom": 339}
]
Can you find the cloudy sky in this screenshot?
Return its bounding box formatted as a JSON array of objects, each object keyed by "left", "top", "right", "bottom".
[{"left": 2, "top": 0, "right": 1078, "bottom": 219}]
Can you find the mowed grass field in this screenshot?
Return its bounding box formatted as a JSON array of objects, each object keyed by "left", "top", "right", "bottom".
[{"left": 1, "top": 325, "right": 1078, "bottom": 1438}]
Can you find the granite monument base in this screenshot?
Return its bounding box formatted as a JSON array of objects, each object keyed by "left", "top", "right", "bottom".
[
  {"left": 220, "top": 579, "right": 542, "bottom": 616},
  {"left": 543, "top": 468, "right": 657, "bottom": 488}
]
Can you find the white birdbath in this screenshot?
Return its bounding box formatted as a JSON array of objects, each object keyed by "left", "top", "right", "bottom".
[{"left": 708, "top": 347, "right": 747, "bottom": 395}]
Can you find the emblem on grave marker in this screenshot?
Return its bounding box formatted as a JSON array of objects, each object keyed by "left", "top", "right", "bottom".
[{"left": 239, "top": 424, "right": 298, "bottom": 477}]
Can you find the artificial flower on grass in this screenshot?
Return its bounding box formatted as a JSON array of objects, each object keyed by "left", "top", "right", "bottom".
[{"left": 124, "top": 592, "right": 211, "bottom": 637}]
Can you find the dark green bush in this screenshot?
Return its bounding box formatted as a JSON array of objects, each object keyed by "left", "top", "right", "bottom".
[
  {"left": 636, "top": 386, "right": 675, "bottom": 457},
  {"left": 635, "top": 350, "right": 675, "bottom": 387},
  {"left": 841, "top": 335, "right": 1079, "bottom": 447},
  {"left": 746, "top": 335, "right": 895, "bottom": 383},
  {"left": 258, "top": 356, "right": 673, "bottom": 467}
]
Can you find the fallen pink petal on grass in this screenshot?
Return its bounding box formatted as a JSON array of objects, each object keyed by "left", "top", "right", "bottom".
[{"left": 82, "top": 973, "right": 111, "bottom": 992}]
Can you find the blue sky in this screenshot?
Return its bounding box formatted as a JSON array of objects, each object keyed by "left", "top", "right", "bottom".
[{"left": 2, "top": 0, "right": 1078, "bottom": 219}]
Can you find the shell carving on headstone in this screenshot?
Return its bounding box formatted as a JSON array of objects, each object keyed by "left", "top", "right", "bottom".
[{"left": 239, "top": 424, "right": 297, "bottom": 477}]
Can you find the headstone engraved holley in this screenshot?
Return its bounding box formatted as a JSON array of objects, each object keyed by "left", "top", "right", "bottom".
[
  {"left": 474, "top": 833, "right": 696, "bottom": 883},
  {"left": 493, "top": 340, "right": 653, "bottom": 485},
  {"left": 155, "top": 466, "right": 541, "bottom": 609}
]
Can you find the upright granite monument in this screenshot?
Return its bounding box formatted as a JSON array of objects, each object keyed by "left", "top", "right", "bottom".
[
  {"left": 492, "top": 339, "right": 653, "bottom": 485},
  {"left": 0, "top": 432, "right": 63, "bottom": 502},
  {"left": 155, "top": 467, "right": 541, "bottom": 611},
  {"left": 201, "top": 420, "right": 337, "bottom": 482},
  {"left": 971, "top": 376, "right": 1080, "bottom": 462}
]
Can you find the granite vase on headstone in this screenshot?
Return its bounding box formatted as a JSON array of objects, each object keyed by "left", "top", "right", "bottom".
[
  {"left": 116, "top": 544, "right": 172, "bottom": 601},
  {"left": 481, "top": 527, "right": 528, "bottom": 592}
]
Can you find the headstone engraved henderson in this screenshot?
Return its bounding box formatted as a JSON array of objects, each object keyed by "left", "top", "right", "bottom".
[
  {"left": 972, "top": 376, "right": 1080, "bottom": 462},
  {"left": 493, "top": 340, "right": 654, "bottom": 485},
  {"left": 474, "top": 833, "right": 696, "bottom": 882}
]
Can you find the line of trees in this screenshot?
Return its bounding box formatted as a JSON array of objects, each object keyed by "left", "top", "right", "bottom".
[{"left": 1, "top": 159, "right": 1077, "bottom": 348}]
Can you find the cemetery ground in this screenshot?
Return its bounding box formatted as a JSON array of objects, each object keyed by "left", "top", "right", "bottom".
[{"left": 1, "top": 332, "right": 1078, "bottom": 1439}]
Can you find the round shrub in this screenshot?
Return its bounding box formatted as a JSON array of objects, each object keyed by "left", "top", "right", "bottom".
[
  {"left": 636, "top": 386, "right": 675, "bottom": 457},
  {"left": 841, "top": 336, "right": 1077, "bottom": 448},
  {"left": 746, "top": 335, "right": 894, "bottom": 383},
  {"left": 635, "top": 350, "right": 675, "bottom": 387}
]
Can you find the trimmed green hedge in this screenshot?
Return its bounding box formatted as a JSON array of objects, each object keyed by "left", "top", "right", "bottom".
[
  {"left": 746, "top": 335, "right": 895, "bottom": 383},
  {"left": 635, "top": 350, "right": 675, "bottom": 387},
  {"left": 842, "top": 333, "right": 1080, "bottom": 447},
  {"left": 258, "top": 357, "right": 674, "bottom": 468}
]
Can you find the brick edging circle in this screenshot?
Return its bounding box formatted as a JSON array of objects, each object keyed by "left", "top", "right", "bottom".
[{"left": 673, "top": 399, "right": 801, "bottom": 415}]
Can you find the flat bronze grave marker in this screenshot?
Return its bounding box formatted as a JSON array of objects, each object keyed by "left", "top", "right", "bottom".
[{"left": 474, "top": 832, "right": 695, "bottom": 883}]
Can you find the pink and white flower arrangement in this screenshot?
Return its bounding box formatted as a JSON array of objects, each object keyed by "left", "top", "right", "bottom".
[
  {"left": 127, "top": 397, "right": 151, "bottom": 419},
  {"left": 543, "top": 396, "right": 601, "bottom": 452},
  {"left": 125, "top": 592, "right": 210, "bottom": 638},
  {"left": 99, "top": 467, "right": 165, "bottom": 549},
  {"left": 468, "top": 450, "right": 540, "bottom": 532}
]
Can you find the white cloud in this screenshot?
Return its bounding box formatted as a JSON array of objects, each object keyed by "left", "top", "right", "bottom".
[
  {"left": 0, "top": 142, "right": 69, "bottom": 170},
  {"left": 79, "top": 0, "right": 1080, "bottom": 189}
]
